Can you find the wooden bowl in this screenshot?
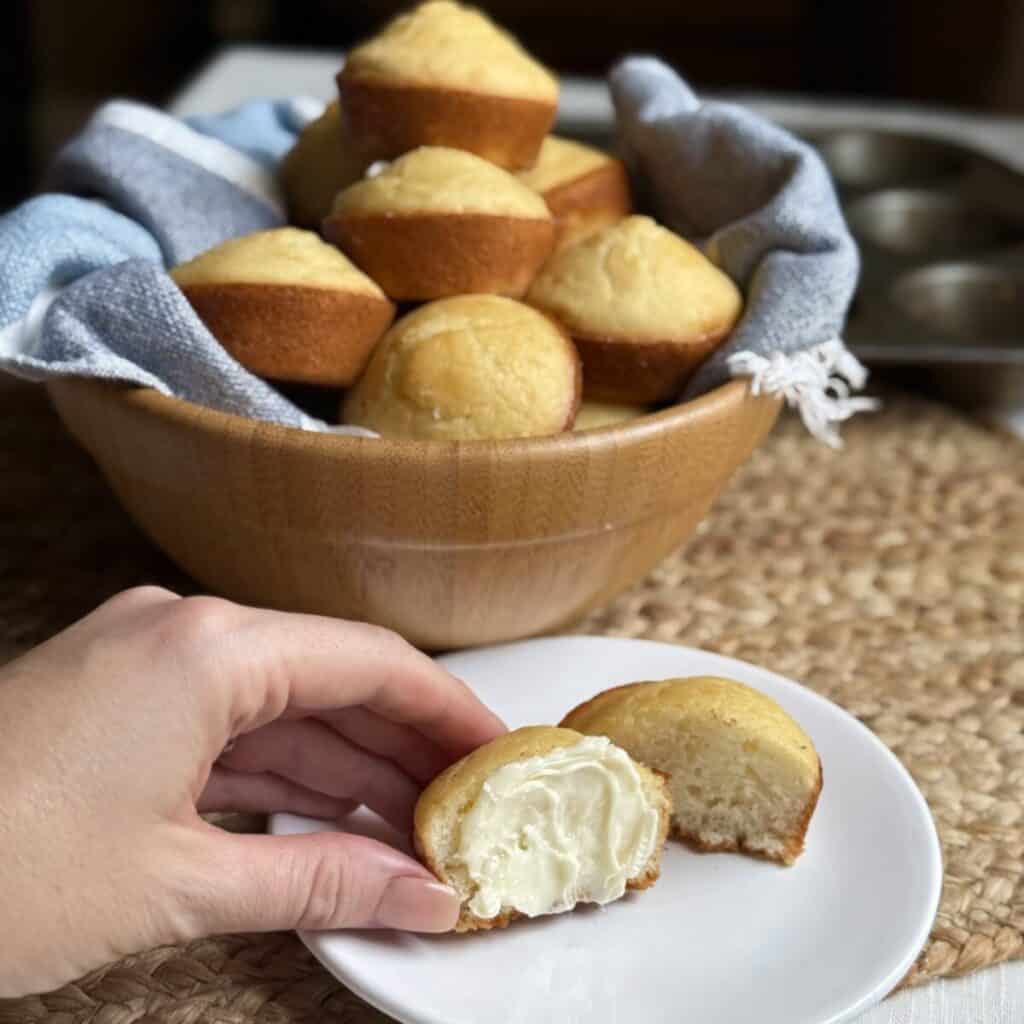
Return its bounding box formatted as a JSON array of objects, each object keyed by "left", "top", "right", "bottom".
[{"left": 47, "top": 378, "right": 780, "bottom": 650}]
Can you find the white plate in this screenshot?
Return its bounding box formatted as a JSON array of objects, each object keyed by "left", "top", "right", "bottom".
[{"left": 271, "top": 636, "right": 941, "bottom": 1024}]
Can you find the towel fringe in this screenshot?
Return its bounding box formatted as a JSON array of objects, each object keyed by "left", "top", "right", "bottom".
[{"left": 727, "top": 339, "right": 880, "bottom": 449}]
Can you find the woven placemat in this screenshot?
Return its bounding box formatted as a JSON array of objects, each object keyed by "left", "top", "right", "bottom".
[{"left": 1, "top": 377, "right": 1022, "bottom": 1021}]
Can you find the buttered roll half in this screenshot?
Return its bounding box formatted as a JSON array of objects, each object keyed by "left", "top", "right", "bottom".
[{"left": 413, "top": 725, "right": 671, "bottom": 931}]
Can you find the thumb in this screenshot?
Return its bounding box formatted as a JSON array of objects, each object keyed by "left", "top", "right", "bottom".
[{"left": 184, "top": 830, "right": 460, "bottom": 935}]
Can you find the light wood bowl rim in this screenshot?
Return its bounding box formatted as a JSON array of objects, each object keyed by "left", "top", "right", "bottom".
[{"left": 65, "top": 377, "right": 766, "bottom": 465}]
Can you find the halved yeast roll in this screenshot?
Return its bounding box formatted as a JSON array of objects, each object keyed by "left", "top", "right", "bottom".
[
  {"left": 518, "top": 136, "right": 632, "bottom": 249},
  {"left": 171, "top": 228, "right": 394, "bottom": 386},
  {"left": 343, "top": 295, "right": 580, "bottom": 440},
  {"left": 338, "top": 1, "right": 558, "bottom": 170},
  {"left": 414, "top": 726, "right": 671, "bottom": 931},
  {"left": 562, "top": 678, "right": 823, "bottom": 865},
  {"left": 324, "top": 147, "right": 555, "bottom": 300},
  {"left": 527, "top": 216, "right": 743, "bottom": 403},
  {"left": 279, "top": 101, "right": 369, "bottom": 229}
]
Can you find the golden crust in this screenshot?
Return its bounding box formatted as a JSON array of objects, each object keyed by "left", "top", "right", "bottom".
[
  {"left": 562, "top": 679, "right": 817, "bottom": 759},
  {"left": 534, "top": 158, "right": 633, "bottom": 250},
  {"left": 572, "top": 326, "right": 731, "bottom": 403},
  {"left": 413, "top": 725, "right": 671, "bottom": 931},
  {"left": 323, "top": 211, "right": 555, "bottom": 301},
  {"left": 561, "top": 678, "right": 823, "bottom": 866},
  {"left": 179, "top": 282, "right": 394, "bottom": 386},
  {"left": 342, "top": 296, "right": 580, "bottom": 441},
  {"left": 337, "top": 76, "right": 555, "bottom": 169}
]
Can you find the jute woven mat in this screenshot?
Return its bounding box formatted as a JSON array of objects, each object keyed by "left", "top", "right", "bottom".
[{"left": 1, "top": 377, "right": 1022, "bottom": 1022}]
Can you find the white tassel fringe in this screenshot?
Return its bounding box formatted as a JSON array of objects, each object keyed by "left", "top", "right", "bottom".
[{"left": 727, "top": 339, "right": 880, "bottom": 449}]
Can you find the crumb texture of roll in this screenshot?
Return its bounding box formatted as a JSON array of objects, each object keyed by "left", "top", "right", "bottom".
[
  {"left": 518, "top": 136, "right": 633, "bottom": 249},
  {"left": 561, "top": 677, "right": 822, "bottom": 865},
  {"left": 279, "top": 101, "right": 369, "bottom": 229},
  {"left": 527, "top": 215, "right": 743, "bottom": 403},
  {"left": 338, "top": 1, "right": 558, "bottom": 168},
  {"left": 171, "top": 228, "right": 394, "bottom": 386},
  {"left": 342, "top": 295, "right": 581, "bottom": 441},
  {"left": 414, "top": 725, "right": 671, "bottom": 931},
  {"left": 324, "top": 147, "right": 555, "bottom": 300}
]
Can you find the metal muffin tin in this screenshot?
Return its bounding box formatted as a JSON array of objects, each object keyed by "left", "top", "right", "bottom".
[{"left": 803, "top": 129, "right": 1024, "bottom": 409}]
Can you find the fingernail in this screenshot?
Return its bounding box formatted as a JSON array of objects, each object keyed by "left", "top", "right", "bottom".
[{"left": 375, "top": 877, "right": 461, "bottom": 932}]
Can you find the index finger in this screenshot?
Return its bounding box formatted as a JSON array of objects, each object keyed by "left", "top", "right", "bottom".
[{"left": 214, "top": 607, "right": 506, "bottom": 758}]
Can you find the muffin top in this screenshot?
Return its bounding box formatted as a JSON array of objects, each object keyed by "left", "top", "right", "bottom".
[
  {"left": 562, "top": 677, "right": 819, "bottom": 781},
  {"left": 517, "top": 136, "right": 617, "bottom": 196},
  {"left": 331, "top": 146, "right": 551, "bottom": 219},
  {"left": 342, "top": 1, "right": 558, "bottom": 102},
  {"left": 170, "top": 228, "right": 385, "bottom": 296},
  {"left": 343, "top": 295, "right": 580, "bottom": 441},
  {"left": 527, "top": 215, "right": 743, "bottom": 342}
]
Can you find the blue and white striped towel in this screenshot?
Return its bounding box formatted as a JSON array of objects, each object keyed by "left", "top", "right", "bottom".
[{"left": 0, "top": 58, "right": 874, "bottom": 443}]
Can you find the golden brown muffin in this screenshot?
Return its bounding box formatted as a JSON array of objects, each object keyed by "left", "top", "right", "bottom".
[
  {"left": 171, "top": 228, "right": 394, "bottom": 386},
  {"left": 527, "top": 215, "right": 743, "bottom": 403},
  {"left": 562, "top": 677, "right": 822, "bottom": 865},
  {"left": 342, "top": 295, "right": 581, "bottom": 440},
  {"left": 518, "top": 136, "right": 632, "bottom": 249},
  {"left": 323, "top": 147, "right": 556, "bottom": 300},
  {"left": 573, "top": 399, "right": 650, "bottom": 432},
  {"left": 279, "top": 101, "right": 369, "bottom": 229},
  {"left": 338, "top": 1, "right": 558, "bottom": 170},
  {"left": 414, "top": 726, "right": 671, "bottom": 931}
]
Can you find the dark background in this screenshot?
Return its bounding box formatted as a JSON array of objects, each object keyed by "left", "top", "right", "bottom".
[{"left": 3, "top": 0, "right": 1023, "bottom": 208}]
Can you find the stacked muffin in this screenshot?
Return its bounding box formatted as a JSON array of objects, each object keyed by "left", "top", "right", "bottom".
[{"left": 172, "top": 1, "right": 744, "bottom": 440}]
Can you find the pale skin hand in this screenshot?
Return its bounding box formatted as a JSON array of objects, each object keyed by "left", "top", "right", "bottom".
[{"left": 0, "top": 587, "right": 506, "bottom": 998}]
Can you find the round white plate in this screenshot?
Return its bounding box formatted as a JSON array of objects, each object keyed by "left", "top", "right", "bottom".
[{"left": 271, "top": 636, "right": 941, "bottom": 1024}]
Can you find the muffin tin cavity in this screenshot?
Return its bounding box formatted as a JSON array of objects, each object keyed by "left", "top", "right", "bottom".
[
  {"left": 891, "top": 264, "right": 1024, "bottom": 342},
  {"left": 817, "top": 131, "right": 968, "bottom": 192},
  {"left": 846, "top": 189, "right": 1021, "bottom": 256},
  {"left": 802, "top": 128, "right": 1024, "bottom": 405}
]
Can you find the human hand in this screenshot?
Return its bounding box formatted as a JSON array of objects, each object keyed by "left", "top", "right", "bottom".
[{"left": 0, "top": 587, "right": 505, "bottom": 997}]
